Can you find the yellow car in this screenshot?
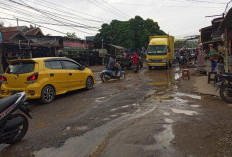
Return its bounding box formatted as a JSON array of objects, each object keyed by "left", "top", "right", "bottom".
[{"left": 0, "top": 57, "right": 95, "bottom": 103}]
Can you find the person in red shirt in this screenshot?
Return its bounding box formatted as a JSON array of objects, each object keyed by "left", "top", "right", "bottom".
[{"left": 132, "top": 53, "right": 139, "bottom": 65}]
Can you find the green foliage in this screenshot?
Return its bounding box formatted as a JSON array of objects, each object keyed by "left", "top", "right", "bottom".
[
  {"left": 0, "top": 21, "right": 4, "bottom": 27},
  {"left": 65, "top": 32, "right": 81, "bottom": 40},
  {"left": 94, "top": 16, "right": 166, "bottom": 50},
  {"left": 29, "top": 24, "right": 36, "bottom": 29}
]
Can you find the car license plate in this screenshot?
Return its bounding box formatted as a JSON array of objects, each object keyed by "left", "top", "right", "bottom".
[{"left": 11, "top": 91, "right": 22, "bottom": 95}]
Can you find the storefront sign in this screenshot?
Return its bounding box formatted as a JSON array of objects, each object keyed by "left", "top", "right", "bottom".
[{"left": 63, "top": 41, "right": 88, "bottom": 50}]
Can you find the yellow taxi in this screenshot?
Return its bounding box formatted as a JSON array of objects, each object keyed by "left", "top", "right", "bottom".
[{"left": 0, "top": 57, "right": 95, "bottom": 103}]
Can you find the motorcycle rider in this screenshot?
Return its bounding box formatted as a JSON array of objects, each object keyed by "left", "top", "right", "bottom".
[
  {"left": 132, "top": 53, "right": 139, "bottom": 66},
  {"left": 107, "top": 55, "right": 118, "bottom": 76}
]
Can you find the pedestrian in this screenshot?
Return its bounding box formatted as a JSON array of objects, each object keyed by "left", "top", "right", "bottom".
[{"left": 217, "top": 56, "right": 225, "bottom": 74}]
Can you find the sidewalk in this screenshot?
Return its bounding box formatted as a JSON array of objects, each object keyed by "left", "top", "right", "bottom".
[
  {"left": 178, "top": 60, "right": 219, "bottom": 97},
  {"left": 193, "top": 75, "right": 219, "bottom": 96}
]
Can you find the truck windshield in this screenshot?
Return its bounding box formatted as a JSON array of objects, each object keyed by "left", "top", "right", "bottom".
[{"left": 148, "top": 45, "right": 167, "bottom": 55}]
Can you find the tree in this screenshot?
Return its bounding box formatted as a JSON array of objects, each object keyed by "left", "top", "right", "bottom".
[
  {"left": 94, "top": 16, "right": 166, "bottom": 50},
  {"left": 65, "top": 32, "right": 81, "bottom": 40},
  {"left": 29, "top": 24, "right": 36, "bottom": 29},
  {"left": 0, "top": 21, "right": 4, "bottom": 27}
]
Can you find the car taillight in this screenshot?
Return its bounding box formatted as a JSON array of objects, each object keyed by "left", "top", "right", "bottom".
[
  {"left": 0, "top": 75, "right": 7, "bottom": 81},
  {"left": 27, "top": 72, "right": 39, "bottom": 81}
]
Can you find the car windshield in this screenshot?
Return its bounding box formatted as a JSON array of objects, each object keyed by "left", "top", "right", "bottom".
[
  {"left": 148, "top": 45, "right": 167, "bottom": 55},
  {"left": 6, "top": 61, "right": 35, "bottom": 74}
]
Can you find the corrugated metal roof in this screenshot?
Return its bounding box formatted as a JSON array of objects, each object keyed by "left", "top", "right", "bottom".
[
  {"left": 108, "top": 44, "right": 126, "bottom": 50},
  {"left": 0, "top": 26, "right": 27, "bottom": 41},
  {"left": 24, "top": 28, "right": 44, "bottom": 36},
  {"left": 219, "top": 8, "right": 232, "bottom": 30}
]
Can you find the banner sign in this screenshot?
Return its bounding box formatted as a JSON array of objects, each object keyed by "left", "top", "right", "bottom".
[{"left": 63, "top": 41, "right": 87, "bottom": 49}]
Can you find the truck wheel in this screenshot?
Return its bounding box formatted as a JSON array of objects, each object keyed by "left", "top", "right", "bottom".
[{"left": 148, "top": 66, "right": 152, "bottom": 70}]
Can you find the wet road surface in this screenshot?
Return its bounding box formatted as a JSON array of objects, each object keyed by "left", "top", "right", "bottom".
[{"left": 1, "top": 65, "right": 232, "bottom": 157}]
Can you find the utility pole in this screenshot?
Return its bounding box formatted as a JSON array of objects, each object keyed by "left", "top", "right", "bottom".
[
  {"left": 16, "top": 18, "right": 18, "bottom": 26},
  {"left": 102, "top": 39, "right": 104, "bottom": 65},
  {"left": 101, "top": 39, "right": 103, "bottom": 49}
]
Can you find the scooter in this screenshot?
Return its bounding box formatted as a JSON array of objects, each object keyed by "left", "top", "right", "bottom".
[
  {"left": 0, "top": 92, "right": 32, "bottom": 144},
  {"left": 100, "top": 69, "right": 126, "bottom": 82},
  {"left": 215, "top": 73, "right": 232, "bottom": 103},
  {"left": 133, "top": 63, "right": 139, "bottom": 73}
]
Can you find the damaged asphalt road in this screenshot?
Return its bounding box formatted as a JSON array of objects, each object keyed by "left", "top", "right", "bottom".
[{"left": 1, "top": 65, "right": 232, "bottom": 157}]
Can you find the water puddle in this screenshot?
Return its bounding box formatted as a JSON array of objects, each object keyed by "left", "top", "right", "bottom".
[
  {"left": 132, "top": 103, "right": 138, "bottom": 106},
  {"left": 110, "top": 114, "right": 118, "bottom": 118},
  {"left": 121, "top": 105, "right": 129, "bottom": 109},
  {"left": 148, "top": 82, "right": 169, "bottom": 86},
  {"left": 175, "top": 92, "right": 201, "bottom": 100},
  {"left": 171, "top": 108, "right": 197, "bottom": 116},
  {"left": 66, "top": 126, "right": 88, "bottom": 131},
  {"left": 145, "top": 124, "right": 175, "bottom": 151},
  {"left": 33, "top": 101, "right": 158, "bottom": 157},
  {"left": 191, "top": 105, "right": 200, "bottom": 108},
  {"left": 164, "top": 118, "right": 174, "bottom": 123},
  {"left": 175, "top": 73, "right": 181, "bottom": 80},
  {"left": 163, "top": 111, "right": 170, "bottom": 116},
  {"left": 110, "top": 108, "right": 117, "bottom": 112},
  {"left": 95, "top": 97, "right": 105, "bottom": 103},
  {"left": 174, "top": 97, "right": 188, "bottom": 104}
]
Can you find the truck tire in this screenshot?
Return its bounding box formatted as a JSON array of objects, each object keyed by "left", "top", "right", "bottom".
[{"left": 148, "top": 66, "right": 152, "bottom": 70}]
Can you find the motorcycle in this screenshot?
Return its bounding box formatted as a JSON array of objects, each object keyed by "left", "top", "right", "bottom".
[
  {"left": 100, "top": 69, "right": 126, "bottom": 82},
  {"left": 133, "top": 63, "right": 139, "bottom": 73},
  {"left": 0, "top": 92, "right": 32, "bottom": 144},
  {"left": 215, "top": 73, "right": 232, "bottom": 103}
]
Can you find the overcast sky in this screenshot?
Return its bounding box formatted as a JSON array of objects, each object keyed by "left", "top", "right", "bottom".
[{"left": 0, "top": 0, "right": 230, "bottom": 39}]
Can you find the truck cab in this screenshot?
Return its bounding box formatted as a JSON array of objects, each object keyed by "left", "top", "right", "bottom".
[{"left": 147, "top": 35, "right": 174, "bottom": 69}]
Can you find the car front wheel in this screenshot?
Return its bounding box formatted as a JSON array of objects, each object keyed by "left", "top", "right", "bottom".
[{"left": 86, "top": 76, "right": 94, "bottom": 90}]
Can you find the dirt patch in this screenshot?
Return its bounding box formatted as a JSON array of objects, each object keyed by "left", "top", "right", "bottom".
[{"left": 173, "top": 73, "right": 232, "bottom": 156}]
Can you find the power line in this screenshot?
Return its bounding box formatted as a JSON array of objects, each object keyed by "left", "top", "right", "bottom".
[
  {"left": 24, "top": 0, "right": 106, "bottom": 24},
  {"left": 94, "top": 0, "right": 130, "bottom": 18},
  {"left": 5, "top": 0, "right": 100, "bottom": 33},
  {"left": 0, "top": 0, "right": 101, "bottom": 30},
  {"left": 36, "top": 0, "right": 110, "bottom": 22},
  {"left": 224, "top": 0, "right": 232, "bottom": 14},
  {"left": 86, "top": 0, "right": 127, "bottom": 19}
]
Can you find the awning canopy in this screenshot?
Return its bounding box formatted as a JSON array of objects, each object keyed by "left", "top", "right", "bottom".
[{"left": 219, "top": 8, "right": 232, "bottom": 30}]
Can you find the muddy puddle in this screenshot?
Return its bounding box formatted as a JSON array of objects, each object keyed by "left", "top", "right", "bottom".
[
  {"left": 171, "top": 108, "right": 197, "bottom": 116},
  {"left": 145, "top": 124, "right": 175, "bottom": 151}
]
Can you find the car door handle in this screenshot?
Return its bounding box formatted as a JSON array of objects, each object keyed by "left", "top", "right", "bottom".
[
  {"left": 69, "top": 73, "right": 72, "bottom": 76},
  {"left": 50, "top": 73, "right": 54, "bottom": 77}
]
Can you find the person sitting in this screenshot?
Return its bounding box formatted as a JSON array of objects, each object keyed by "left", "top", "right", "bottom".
[
  {"left": 107, "top": 55, "right": 116, "bottom": 71},
  {"left": 132, "top": 53, "right": 139, "bottom": 65},
  {"left": 107, "top": 55, "right": 119, "bottom": 76}
]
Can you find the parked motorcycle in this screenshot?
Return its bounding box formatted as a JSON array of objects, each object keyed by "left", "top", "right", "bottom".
[
  {"left": 0, "top": 92, "right": 32, "bottom": 144},
  {"left": 133, "top": 63, "right": 139, "bottom": 73},
  {"left": 215, "top": 73, "right": 232, "bottom": 103},
  {"left": 100, "top": 69, "right": 126, "bottom": 82}
]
